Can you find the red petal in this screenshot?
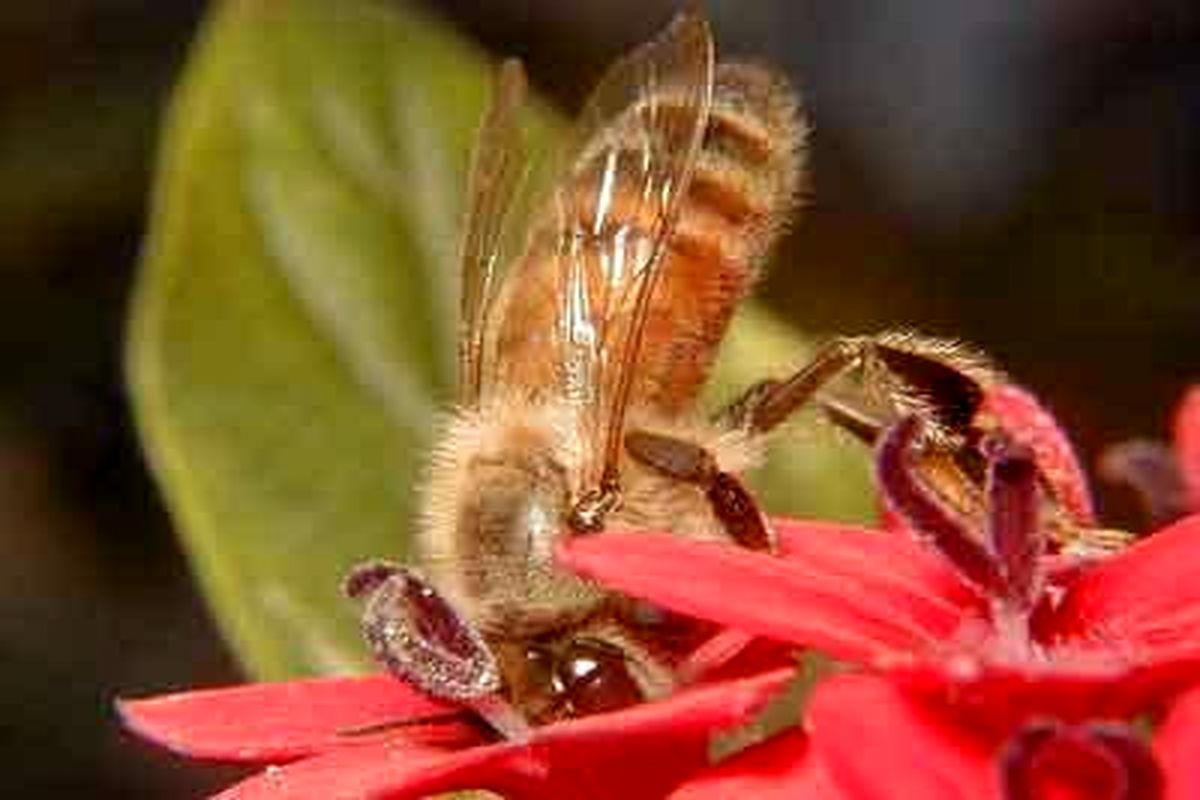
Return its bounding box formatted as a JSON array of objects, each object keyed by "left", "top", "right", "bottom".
[
  {"left": 211, "top": 741, "right": 535, "bottom": 800},
  {"left": 213, "top": 669, "right": 796, "bottom": 800},
  {"left": 773, "top": 519, "right": 979, "bottom": 619},
  {"left": 117, "top": 675, "right": 474, "bottom": 763},
  {"left": 532, "top": 667, "right": 796, "bottom": 798},
  {"left": 560, "top": 521, "right": 978, "bottom": 663},
  {"left": 884, "top": 654, "right": 1143, "bottom": 729},
  {"left": 669, "top": 731, "right": 845, "bottom": 799},
  {"left": 1154, "top": 683, "right": 1200, "bottom": 800},
  {"left": 1052, "top": 514, "right": 1200, "bottom": 660},
  {"left": 977, "top": 384, "right": 1096, "bottom": 525},
  {"left": 676, "top": 630, "right": 794, "bottom": 684},
  {"left": 808, "top": 674, "right": 992, "bottom": 800},
  {"left": 1174, "top": 386, "right": 1200, "bottom": 511}
]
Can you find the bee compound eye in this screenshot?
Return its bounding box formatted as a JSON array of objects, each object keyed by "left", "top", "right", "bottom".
[
  {"left": 348, "top": 561, "right": 501, "bottom": 702},
  {"left": 557, "top": 639, "right": 645, "bottom": 716}
]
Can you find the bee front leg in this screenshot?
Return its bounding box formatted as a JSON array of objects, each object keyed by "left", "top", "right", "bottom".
[{"left": 624, "top": 430, "right": 774, "bottom": 552}]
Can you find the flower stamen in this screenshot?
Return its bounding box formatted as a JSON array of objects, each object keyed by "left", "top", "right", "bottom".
[
  {"left": 982, "top": 433, "right": 1043, "bottom": 613},
  {"left": 876, "top": 416, "right": 1002, "bottom": 594}
]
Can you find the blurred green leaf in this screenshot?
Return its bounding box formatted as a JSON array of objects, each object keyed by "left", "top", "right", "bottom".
[
  {"left": 128, "top": 0, "right": 502, "bottom": 678},
  {"left": 130, "top": 0, "right": 871, "bottom": 681}
]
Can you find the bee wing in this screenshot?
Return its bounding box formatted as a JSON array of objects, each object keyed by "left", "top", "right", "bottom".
[
  {"left": 551, "top": 11, "right": 715, "bottom": 488},
  {"left": 458, "top": 59, "right": 528, "bottom": 407}
]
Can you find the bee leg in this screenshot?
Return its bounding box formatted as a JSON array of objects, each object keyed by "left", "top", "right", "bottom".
[
  {"left": 718, "top": 334, "right": 987, "bottom": 440},
  {"left": 716, "top": 337, "right": 868, "bottom": 434},
  {"left": 818, "top": 394, "right": 887, "bottom": 444},
  {"left": 343, "top": 561, "right": 531, "bottom": 741},
  {"left": 624, "top": 430, "right": 774, "bottom": 552}
]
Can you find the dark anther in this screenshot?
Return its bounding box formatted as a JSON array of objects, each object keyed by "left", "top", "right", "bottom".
[
  {"left": 982, "top": 434, "right": 1042, "bottom": 610},
  {"left": 874, "top": 343, "right": 985, "bottom": 435},
  {"left": 875, "top": 416, "right": 1002, "bottom": 594},
  {"left": 1000, "top": 719, "right": 1163, "bottom": 800},
  {"left": 1099, "top": 439, "right": 1191, "bottom": 529},
  {"left": 345, "top": 561, "right": 501, "bottom": 701}
]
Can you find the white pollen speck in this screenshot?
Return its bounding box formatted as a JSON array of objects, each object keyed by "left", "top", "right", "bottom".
[{"left": 945, "top": 654, "right": 980, "bottom": 679}]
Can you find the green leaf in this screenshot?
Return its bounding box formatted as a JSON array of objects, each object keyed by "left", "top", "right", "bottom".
[
  {"left": 130, "top": 0, "right": 871, "bottom": 681},
  {"left": 129, "top": 0, "right": 503, "bottom": 679}
]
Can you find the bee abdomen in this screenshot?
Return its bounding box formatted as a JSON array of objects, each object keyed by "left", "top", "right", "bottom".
[
  {"left": 491, "top": 63, "right": 806, "bottom": 411},
  {"left": 638, "top": 62, "right": 807, "bottom": 409}
]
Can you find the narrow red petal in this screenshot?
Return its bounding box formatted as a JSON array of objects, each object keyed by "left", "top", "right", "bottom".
[
  {"left": 213, "top": 669, "right": 796, "bottom": 800},
  {"left": 808, "top": 674, "right": 992, "bottom": 800},
  {"left": 560, "top": 523, "right": 977, "bottom": 663},
  {"left": 117, "top": 675, "right": 474, "bottom": 763},
  {"left": 1154, "top": 683, "right": 1200, "bottom": 800},
  {"left": 675, "top": 630, "right": 794, "bottom": 684},
  {"left": 1174, "top": 386, "right": 1200, "bottom": 510},
  {"left": 669, "top": 731, "right": 845, "bottom": 799},
  {"left": 1052, "top": 514, "right": 1200, "bottom": 655},
  {"left": 977, "top": 384, "right": 1096, "bottom": 524},
  {"left": 772, "top": 519, "right": 979, "bottom": 617},
  {"left": 535, "top": 666, "right": 793, "bottom": 746},
  {"left": 533, "top": 668, "right": 796, "bottom": 798},
  {"left": 211, "top": 741, "right": 535, "bottom": 800}
]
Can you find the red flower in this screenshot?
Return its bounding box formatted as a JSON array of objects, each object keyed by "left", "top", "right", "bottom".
[
  {"left": 118, "top": 667, "right": 794, "bottom": 799},
  {"left": 664, "top": 673, "right": 1200, "bottom": 800},
  {"left": 802, "top": 673, "right": 1187, "bottom": 800},
  {"left": 561, "top": 413, "right": 1200, "bottom": 725},
  {"left": 564, "top": 386, "right": 1200, "bottom": 719},
  {"left": 670, "top": 672, "right": 1200, "bottom": 799}
]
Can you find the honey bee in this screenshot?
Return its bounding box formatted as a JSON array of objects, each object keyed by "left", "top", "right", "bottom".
[{"left": 346, "top": 11, "right": 807, "bottom": 733}]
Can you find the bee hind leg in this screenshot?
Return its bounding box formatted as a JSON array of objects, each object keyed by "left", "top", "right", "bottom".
[
  {"left": 717, "top": 333, "right": 988, "bottom": 443},
  {"left": 715, "top": 337, "right": 868, "bottom": 434},
  {"left": 817, "top": 394, "right": 888, "bottom": 444},
  {"left": 624, "top": 430, "right": 774, "bottom": 552}
]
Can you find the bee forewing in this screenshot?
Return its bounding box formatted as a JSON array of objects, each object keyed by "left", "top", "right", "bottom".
[
  {"left": 494, "top": 12, "right": 716, "bottom": 489},
  {"left": 458, "top": 59, "right": 529, "bottom": 407}
]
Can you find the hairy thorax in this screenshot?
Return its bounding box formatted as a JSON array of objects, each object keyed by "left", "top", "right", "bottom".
[{"left": 418, "top": 395, "right": 761, "bottom": 642}]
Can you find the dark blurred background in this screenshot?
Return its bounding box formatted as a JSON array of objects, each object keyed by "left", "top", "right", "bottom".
[{"left": 1, "top": 1, "right": 1197, "bottom": 795}]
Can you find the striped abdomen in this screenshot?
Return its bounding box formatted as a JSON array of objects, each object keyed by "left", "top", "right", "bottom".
[{"left": 492, "top": 62, "right": 807, "bottom": 414}]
